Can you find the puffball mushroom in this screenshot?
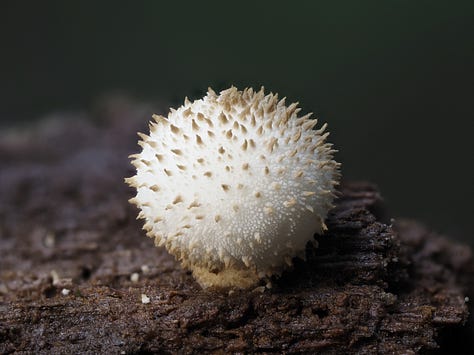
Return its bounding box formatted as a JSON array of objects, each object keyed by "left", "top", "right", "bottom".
[{"left": 126, "top": 87, "right": 340, "bottom": 289}]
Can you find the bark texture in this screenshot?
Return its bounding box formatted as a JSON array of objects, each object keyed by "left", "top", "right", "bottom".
[{"left": 0, "top": 100, "right": 472, "bottom": 354}]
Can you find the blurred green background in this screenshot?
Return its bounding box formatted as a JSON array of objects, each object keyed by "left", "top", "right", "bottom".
[{"left": 1, "top": 1, "right": 473, "bottom": 244}]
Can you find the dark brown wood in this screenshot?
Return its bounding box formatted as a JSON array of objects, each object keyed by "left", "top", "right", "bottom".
[{"left": 0, "top": 104, "right": 472, "bottom": 354}]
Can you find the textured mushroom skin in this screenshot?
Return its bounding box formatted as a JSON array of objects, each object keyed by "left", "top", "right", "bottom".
[{"left": 126, "top": 87, "right": 340, "bottom": 288}]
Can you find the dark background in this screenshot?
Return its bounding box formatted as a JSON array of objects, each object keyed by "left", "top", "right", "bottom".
[{"left": 1, "top": 1, "right": 473, "bottom": 245}]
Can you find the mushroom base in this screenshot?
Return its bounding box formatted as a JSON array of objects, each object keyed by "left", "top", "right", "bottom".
[{"left": 191, "top": 265, "right": 262, "bottom": 289}]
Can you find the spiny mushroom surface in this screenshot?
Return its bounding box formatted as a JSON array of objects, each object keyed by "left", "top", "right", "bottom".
[{"left": 126, "top": 87, "right": 340, "bottom": 288}]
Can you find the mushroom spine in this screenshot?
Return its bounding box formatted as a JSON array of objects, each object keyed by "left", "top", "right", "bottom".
[{"left": 126, "top": 87, "right": 340, "bottom": 288}]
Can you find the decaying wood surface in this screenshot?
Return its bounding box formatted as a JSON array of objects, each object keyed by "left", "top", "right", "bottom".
[{"left": 0, "top": 100, "right": 472, "bottom": 354}]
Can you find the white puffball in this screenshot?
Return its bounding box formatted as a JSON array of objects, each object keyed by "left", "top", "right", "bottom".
[{"left": 126, "top": 87, "right": 340, "bottom": 288}]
